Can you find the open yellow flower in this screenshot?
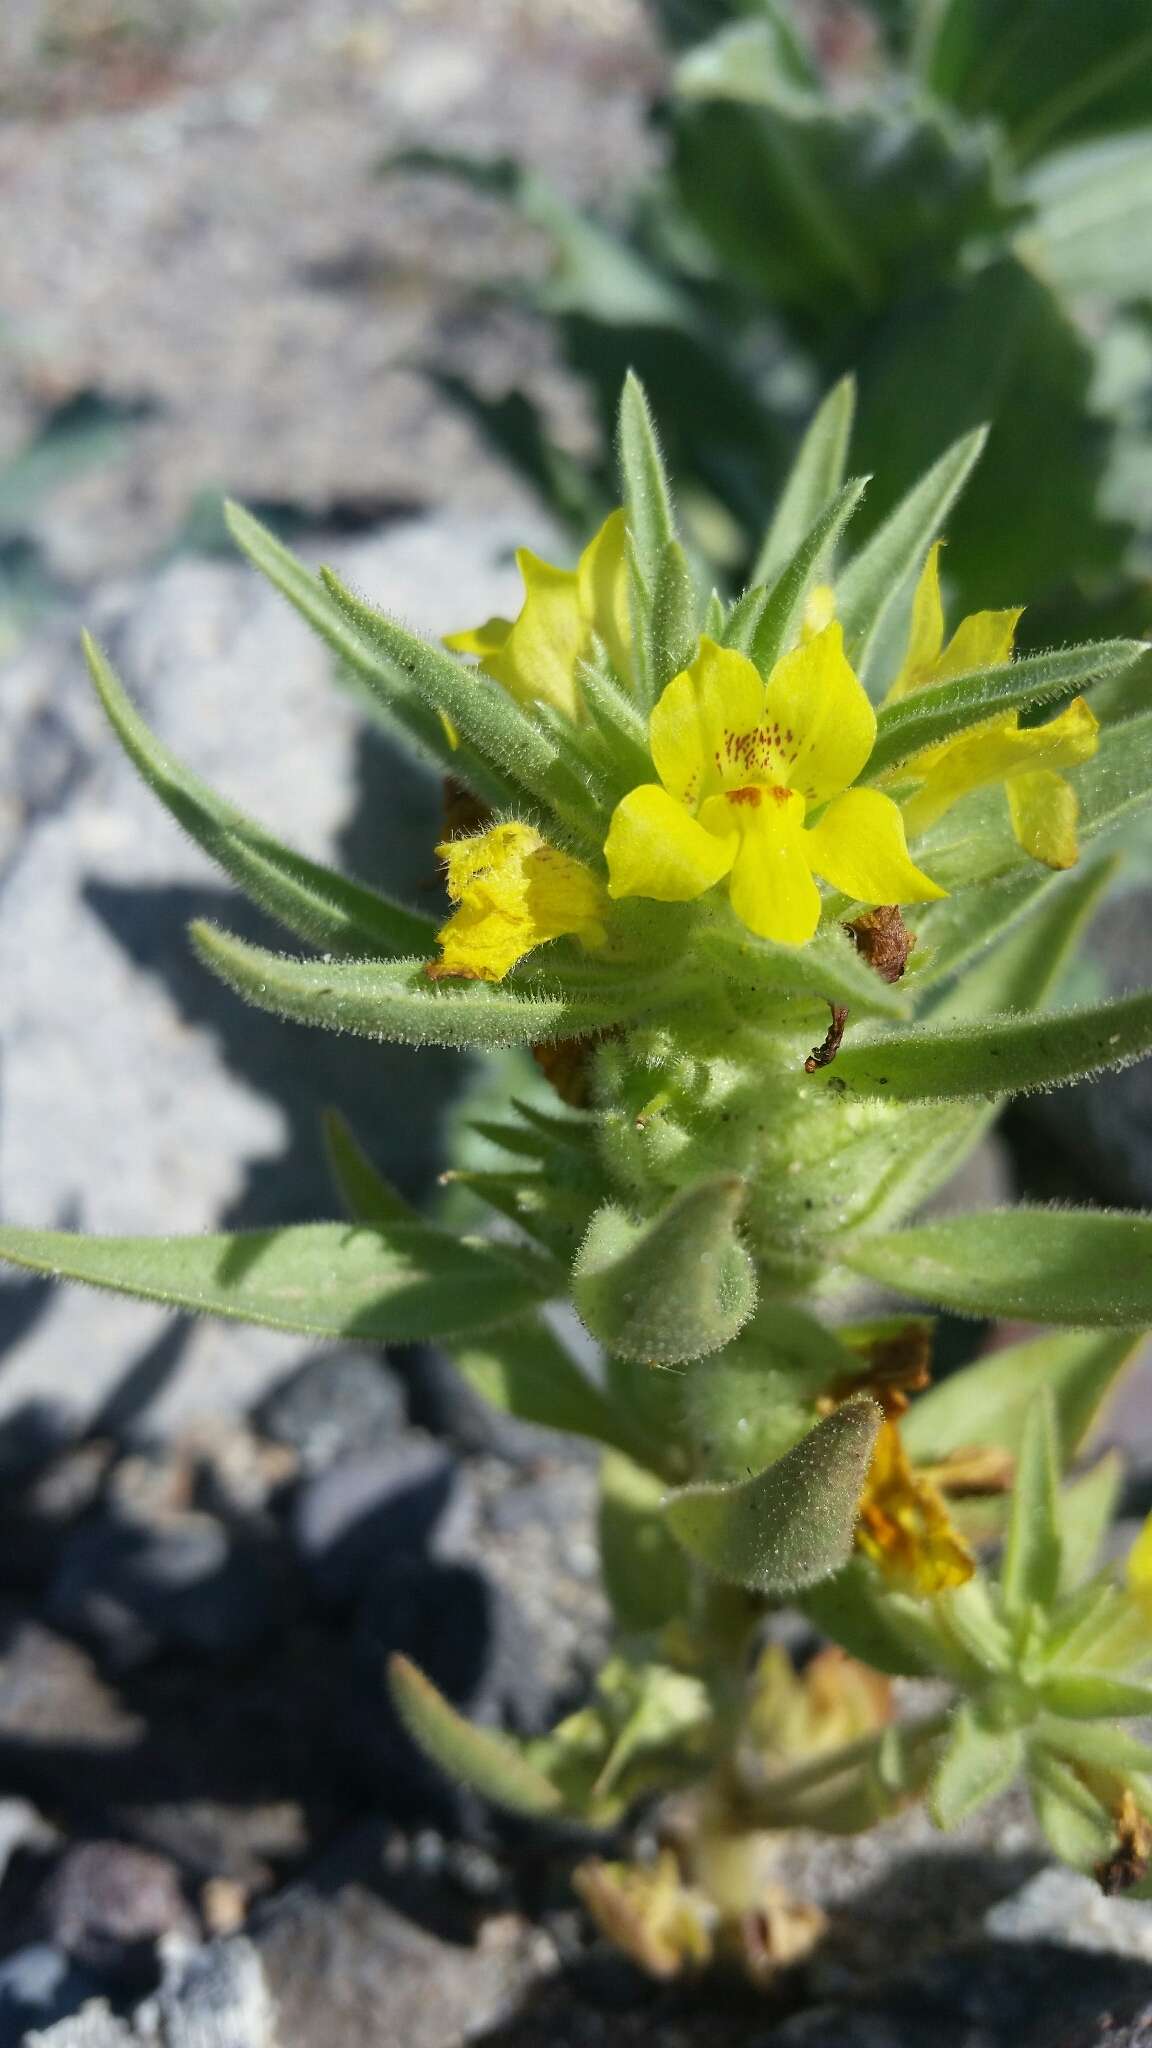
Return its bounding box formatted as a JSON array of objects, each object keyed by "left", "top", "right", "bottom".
[
  {"left": 889, "top": 544, "right": 1100, "bottom": 870},
  {"left": 856, "top": 1417, "right": 975, "bottom": 1596},
  {"left": 444, "top": 509, "right": 631, "bottom": 721},
  {"left": 603, "top": 629, "right": 944, "bottom": 947},
  {"left": 429, "top": 821, "right": 608, "bottom": 983}
]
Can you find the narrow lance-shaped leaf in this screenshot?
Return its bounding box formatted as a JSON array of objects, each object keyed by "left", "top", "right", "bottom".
[
  {"left": 903, "top": 1328, "right": 1141, "bottom": 1467},
  {"left": 664, "top": 1399, "right": 881, "bottom": 1595},
  {"left": 844, "top": 1209, "right": 1152, "bottom": 1327},
  {"left": 1001, "top": 1391, "right": 1062, "bottom": 1613},
  {"left": 84, "top": 636, "right": 436, "bottom": 962},
  {"left": 617, "top": 371, "right": 676, "bottom": 588},
  {"left": 0, "top": 1221, "right": 554, "bottom": 1342},
  {"left": 750, "top": 373, "right": 855, "bottom": 588},
  {"left": 388, "top": 1655, "right": 564, "bottom": 1817},
  {"left": 224, "top": 500, "right": 500, "bottom": 790},
  {"left": 868, "top": 638, "right": 1145, "bottom": 779},
  {"left": 649, "top": 539, "right": 699, "bottom": 696},
  {"left": 702, "top": 918, "right": 911, "bottom": 1020},
  {"left": 599, "top": 1451, "right": 692, "bottom": 1632},
  {"left": 1058, "top": 1454, "right": 1125, "bottom": 1594},
  {"left": 726, "top": 475, "right": 868, "bottom": 675},
  {"left": 573, "top": 1176, "right": 757, "bottom": 1365},
  {"left": 837, "top": 426, "right": 988, "bottom": 668},
  {"left": 322, "top": 1109, "right": 419, "bottom": 1225},
  {"left": 319, "top": 568, "right": 600, "bottom": 844},
  {"left": 191, "top": 923, "right": 655, "bottom": 1051},
  {"left": 935, "top": 855, "right": 1120, "bottom": 1017},
  {"left": 929, "top": 1704, "right": 1025, "bottom": 1830},
  {"left": 810, "top": 988, "right": 1152, "bottom": 1105}
]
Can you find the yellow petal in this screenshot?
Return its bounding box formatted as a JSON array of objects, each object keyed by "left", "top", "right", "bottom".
[
  {"left": 762, "top": 623, "right": 876, "bottom": 805},
  {"left": 856, "top": 1419, "right": 975, "bottom": 1596},
  {"left": 1126, "top": 1511, "right": 1152, "bottom": 1616},
  {"left": 887, "top": 542, "right": 946, "bottom": 702},
  {"left": 901, "top": 696, "right": 1100, "bottom": 842},
  {"left": 444, "top": 615, "right": 514, "bottom": 660},
  {"left": 1006, "top": 768, "right": 1081, "bottom": 870},
  {"left": 433, "top": 821, "right": 607, "bottom": 983},
  {"left": 802, "top": 583, "right": 837, "bottom": 640},
  {"left": 577, "top": 508, "right": 632, "bottom": 687},
  {"left": 649, "top": 639, "right": 764, "bottom": 810},
  {"left": 605, "top": 783, "right": 735, "bottom": 903},
  {"left": 804, "top": 788, "right": 947, "bottom": 905},
  {"left": 933, "top": 605, "right": 1022, "bottom": 684},
  {"left": 480, "top": 550, "right": 588, "bottom": 720},
  {"left": 699, "top": 786, "right": 821, "bottom": 945}
]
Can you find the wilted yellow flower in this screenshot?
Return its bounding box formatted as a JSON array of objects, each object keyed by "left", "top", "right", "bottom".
[
  {"left": 445, "top": 508, "right": 631, "bottom": 721},
  {"left": 430, "top": 821, "right": 608, "bottom": 983},
  {"left": 573, "top": 1851, "right": 714, "bottom": 1979},
  {"left": 603, "top": 628, "right": 944, "bottom": 946},
  {"left": 889, "top": 544, "right": 1100, "bottom": 870},
  {"left": 856, "top": 1417, "right": 975, "bottom": 1596}
]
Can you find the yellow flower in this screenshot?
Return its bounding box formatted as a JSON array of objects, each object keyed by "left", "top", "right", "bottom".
[
  {"left": 889, "top": 544, "right": 1100, "bottom": 871},
  {"left": 429, "top": 821, "right": 608, "bottom": 984},
  {"left": 603, "top": 628, "right": 944, "bottom": 947},
  {"left": 444, "top": 509, "right": 631, "bottom": 721},
  {"left": 855, "top": 1416, "right": 975, "bottom": 1596}
]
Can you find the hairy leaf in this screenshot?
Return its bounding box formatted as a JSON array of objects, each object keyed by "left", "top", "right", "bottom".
[
  {"left": 727, "top": 475, "right": 868, "bottom": 674},
  {"left": 845, "top": 1209, "right": 1152, "bottom": 1326},
  {"left": 191, "top": 924, "right": 651, "bottom": 1049},
  {"left": 750, "top": 374, "right": 855, "bottom": 587},
  {"left": 574, "top": 1177, "right": 757, "bottom": 1364},
  {"left": 930, "top": 1705, "right": 1024, "bottom": 1829},
  {"left": 837, "top": 426, "right": 987, "bottom": 666},
  {"left": 664, "top": 1399, "right": 881, "bottom": 1594},
  {"left": 599, "top": 1451, "right": 692, "bottom": 1631},
  {"left": 812, "top": 989, "right": 1152, "bottom": 1105},
  {"left": 1001, "top": 1393, "right": 1062, "bottom": 1613},
  {"left": 444, "top": 1318, "right": 644, "bottom": 1459},
  {"left": 903, "top": 1329, "right": 1140, "bottom": 1466},
  {"left": 85, "top": 635, "right": 437, "bottom": 960},
  {"left": 322, "top": 1109, "right": 419, "bottom": 1225},
  {"left": 0, "top": 1221, "right": 553, "bottom": 1342}
]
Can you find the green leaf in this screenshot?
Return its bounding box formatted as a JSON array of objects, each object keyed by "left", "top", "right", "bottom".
[
  {"left": 84, "top": 635, "right": 437, "bottom": 961},
  {"left": 618, "top": 371, "right": 676, "bottom": 589},
  {"left": 664, "top": 1399, "right": 881, "bottom": 1595},
  {"left": 599, "top": 1451, "right": 692, "bottom": 1632},
  {"left": 444, "top": 1318, "right": 645, "bottom": 1460},
  {"left": 573, "top": 1176, "right": 757, "bottom": 1365},
  {"left": 649, "top": 540, "right": 699, "bottom": 696},
  {"left": 844, "top": 1208, "right": 1152, "bottom": 1327},
  {"left": 937, "top": 856, "right": 1120, "bottom": 1017},
  {"left": 322, "top": 1110, "right": 418, "bottom": 1225},
  {"left": 702, "top": 918, "right": 911, "bottom": 1020},
  {"left": 836, "top": 426, "right": 987, "bottom": 668},
  {"left": 388, "top": 1654, "right": 564, "bottom": 1817},
  {"left": 1058, "top": 1454, "right": 1125, "bottom": 1594},
  {"left": 1027, "top": 1746, "right": 1114, "bottom": 1867},
  {"left": 868, "top": 640, "right": 1145, "bottom": 780},
  {"left": 801, "top": 1559, "right": 939, "bottom": 1678},
  {"left": 903, "top": 1330, "right": 1141, "bottom": 1467},
  {"left": 924, "top": 0, "right": 1152, "bottom": 155},
  {"left": 810, "top": 989, "right": 1152, "bottom": 1106},
  {"left": 1001, "top": 1392, "right": 1062, "bottom": 1614},
  {"left": 224, "top": 501, "right": 474, "bottom": 779},
  {"left": 190, "top": 924, "right": 652, "bottom": 1050},
  {"left": 726, "top": 476, "right": 868, "bottom": 675},
  {"left": 750, "top": 374, "right": 855, "bottom": 588},
  {"left": 0, "top": 1221, "right": 553, "bottom": 1342},
  {"left": 1037, "top": 1672, "right": 1152, "bottom": 1719},
  {"left": 1025, "top": 134, "right": 1152, "bottom": 302},
  {"left": 1033, "top": 1714, "right": 1152, "bottom": 1775},
  {"left": 929, "top": 1704, "right": 1024, "bottom": 1829},
  {"left": 318, "top": 568, "right": 599, "bottom": 843}
]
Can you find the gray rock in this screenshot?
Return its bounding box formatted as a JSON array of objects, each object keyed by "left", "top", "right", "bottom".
[
  {"left": 292, "top": 1437, "right": 459, "bottom": 1604},
  {"left": 985, "top": 1867, "right": 1152, "bottom": 1959},
  {"left": 41, "top": 1840, "right": 196, "bottom": 1988},
  {"left": 25, "top": 2004, "right": 138, "bottom": 2048},
  {"left": 254, "top": 1351, "right": 406, "bottom": 1476},
  {"left": 145, "top": 1938, "right": 279, "bottom": 2048},
  {"left": 0, "top": 1944, "right": 100, "bottom": 2044},
  {"left": 49, "top": 1514, "right": 291, "bottom": 1665}
]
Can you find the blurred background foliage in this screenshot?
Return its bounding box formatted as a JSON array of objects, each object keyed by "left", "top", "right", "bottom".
[{"left": 399, "top": 0, "right": 1152, "bottom": 649}]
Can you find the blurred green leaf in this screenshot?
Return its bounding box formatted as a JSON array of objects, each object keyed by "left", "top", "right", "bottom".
[
  {"left": 1025, "top": 136, "right": 1152, "bottom": 302},
  {"left": 0, "top": 1221, "right": 553, "bottom": 1342},
  {"left": 837, "top": 427, "right": 987, "bottom": 670},
  {"left": 664, "top": 1398, "right": 881, "bottom": 1593},
  {"left": 322, "top": 1110, "right": 419, "bottom": 1225},
  {"left": 1038, "top": 1672, "right": 1152, "bottom": 1718},
  {"left": 389, "top": 1654, "right": 564, "bottom": 1816},
  {"left": 937, "top": 855, "right": 1120, "bottom": 1016},
  {"left": 903, "top": 1330, "right": 1140, "bottom": 1466},
  {"left": 750, "top": 375, "right": 856, "bottom": 586},
  {"left": 599, "top": 1451, "right": 692, "bottom": 1631},
  {"left": 924, "top": 0, "right": 1152, "bottom": 156},
  {"left": 1001, "top": 1392, "right": 1062, "bottom": 1612},
  {"left": 1027, "top": 1745, "right": 1114, "bottom": 1865},
  {"left": 845, "top": 1209, "right": 1152, "bottom": 1326},
  {"left": 1057, "top": 1454, "right": 1125, "bottom": 1593},
  {"left": 930, "top": 1704, "right": 1024, "bottom": 1828},
  {"left": 445, "top": 1319, "right": 646, "bottom": 1459}
]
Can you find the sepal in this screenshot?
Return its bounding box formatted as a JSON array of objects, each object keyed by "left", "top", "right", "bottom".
[{"left": 573, "top": 1176, "right": 757, "bottom": 1364}]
